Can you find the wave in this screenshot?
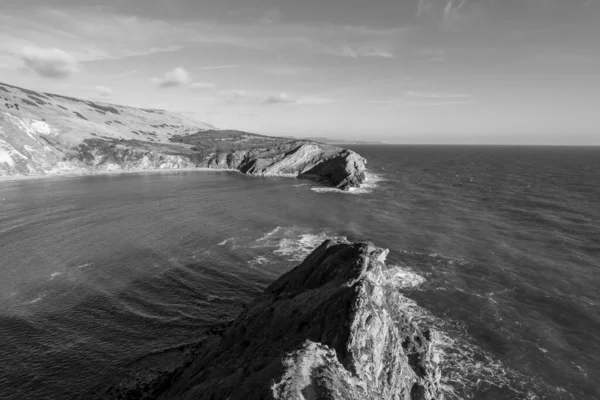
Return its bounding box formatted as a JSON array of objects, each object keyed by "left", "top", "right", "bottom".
[
  {"left": 247, "top": 256, "right": 270, "bottom": 267},
  {"left": 251, "top": 226, "right": 346, "bottom": 263},
  {"left": 385, "top": 265, "right": 426, "bottom": 289},
  {"left": 311, "top": 171, "right": 385, "bottom": 195},
  {"left": 390, "top": 287, "right": 543, "bottom": 399},
  {"left": 254, "top": 227, "right": 283, "bottom": 244},
  {"left": 390, "top": 250, "right": 562, "bottom": 399},
  {"left": 273, "top": 233, "right": 345, "bottom": 262},
  {"left": 217, "top": 238, "right": 235, "bottom": 246},
  {"left": 25, "top": 292, "right": 47, "bottom": 305},
  {"left": 50, "top": 272, "right": 62, "bottom": 280}
]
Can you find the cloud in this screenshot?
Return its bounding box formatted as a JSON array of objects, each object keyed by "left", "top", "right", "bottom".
[
  {"left": 263, "top": 66, "right": 305, "bottom": 75},
  {"left": 260, "top": 8, "right": 283, "bottom": 25},
  {"left": 20, "top": 46, "right": 79, "bottom": 79},
  {"left": 197, "top": 65, "right": 236, "bottom": 70},
  {"left": 219, "top": 89, "right": 251, "bottom": 104},
  {"left": 364, "top": 49, "right": 394, "bottom": 58},
  {"left": 153, "top": 67, "right": 190, "bottom": 87},
  {"left": 398, "top": 100, "right": 472, "bottom": 109},
  {"left": 416, "top": 0, "right": 483, "bottom": 29},
  {"left": 263, "top": 92, "right": 296, "bottom": 105},
  {"left": 296, "top": 96, "right": 334, "bottom": 105},
  {"left": 406, "top": 90, "right": 471, "bottom": 99},
  {"left": 95, "top": 86, "right": 113, "bottom": 97},
  {"left": 313, "top": 41, "right": 395, "bottom": 58},
  {"left": 262, "top": 93, "right": 334, "bottom": 106},
  {"left": 220, "top": 90, "right": 332, "bottom": 106},
  {"left": 190, "top": 82, "right": 216, "bottom": 90}
]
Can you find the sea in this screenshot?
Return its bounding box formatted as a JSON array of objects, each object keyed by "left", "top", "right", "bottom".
[{"left": 0, "top": 145, "right": 599, "bottom": 399}]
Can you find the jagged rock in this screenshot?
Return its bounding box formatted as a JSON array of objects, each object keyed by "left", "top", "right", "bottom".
[
  {"left": 0, "top": 82, "right": 366, "bottom": 190},
  {"left": 160, "top": 239, "right": 442, "bottom": 400}
]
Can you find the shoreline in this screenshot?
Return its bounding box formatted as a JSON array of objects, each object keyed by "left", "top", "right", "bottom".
[
  {"left": 0, "top": 167, "right": 243, "bottom": 183},
  {"left": 0, "top": 166, "right": 372, "bottom": 189}
]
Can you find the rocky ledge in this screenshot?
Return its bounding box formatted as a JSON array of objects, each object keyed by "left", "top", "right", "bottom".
[
  {"left": 121, "top": 239, "right": 442, "bottom": 400},
  {"left": 0, "top": 82, "right": 366, "bottom": 190}
]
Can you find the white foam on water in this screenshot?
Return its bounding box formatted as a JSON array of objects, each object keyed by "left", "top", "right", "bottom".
[
  {"left": 274, "top": 233, "right": 347, "bottom": 262},
  {"left": 25, "top": 292, "right": 46, "bottom": 305},
  {"left": 247, "top": 256, "right": 270, "bottom": 267},
  {"left": 250, "top": 226, "right": 345, "bottom": 263},
  {"left": 385, "top": 265, "right": 426, "bottom": 289},
  {"left": 50, "top": 272, "right": 62, "bottom": 280},
  {"left": 217, "top": 238, "right": 234, "bottom": 246},
  {"left": 388, "top": 250, "right": 556, "bottom": 398},
  {"left": 392, "top": 292, "right": 534, "bottom": 399},
  {"left": 206, "top": 294, "right": 237, "bottom": 302},
  {"left": 311, "top": 171, "right": 385, "bottom": 194},
  {"left": 76, "top": 263, "right": 93, "bottom": 269},
  {"left": 254, "top": 226, "right": 283, "bottom": 244}
]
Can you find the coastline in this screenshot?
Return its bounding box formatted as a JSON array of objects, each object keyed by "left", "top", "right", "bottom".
[
  {"left": 0, "top": 167, "right": 373, "bottom": 188},
  {"left": 0, "top": 167, "right": 242, "bottom": 183}
]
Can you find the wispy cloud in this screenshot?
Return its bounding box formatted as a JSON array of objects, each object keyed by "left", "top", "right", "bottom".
[
  {"left": 95, "top": 86, "right": 113, "bottom": 97},
  {"left": 197, "top": 65, "right": 237, "bottom": 71},
  {"left": 406, "top": 90, "right": 471, "bottom": 99},
  {"left": 260, "top": 8, "right": 284, "bottom": 25},
  {"left": 311, "top": 41, "right": 395, "bottom": 58},
  {"left": 20, "top": 46, "right": 79, "bottom": 79},
  {"left": 263, "top": 93, "right": 296, "bottom": 105},
  {"left": 264, "top": 93, "right": 334, "bottom": 106},
  {"left": 190, "top": 82, "right": 216, "bottom": 90},
  {"left": 153, "top": 67, "right": 190, "bottom": 88},
  {"left": 262, "top": 66, "right": 305, "bottom": 76}
]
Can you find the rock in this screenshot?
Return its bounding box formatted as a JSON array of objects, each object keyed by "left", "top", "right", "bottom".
[
  {"left": 160, "top": 239, "right": 443, "bottom": 400},
  {"left": 0, "top": 82, "right": 366, "bottom": 190}
]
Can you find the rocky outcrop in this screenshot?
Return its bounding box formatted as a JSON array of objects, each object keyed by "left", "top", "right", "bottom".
[
  {"left": 160, "top": 239, "right": 442, "bottom": 400},
  {"left": 0, "top": 81, "right": 366, "bottom": 190},
  {"left": 204, "top": 142, "right": 366, "bottom": 190}
]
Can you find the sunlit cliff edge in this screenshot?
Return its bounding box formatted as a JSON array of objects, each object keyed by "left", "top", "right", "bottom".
[{"left": 0, "top": 82, "right": 365, "bottom": 190}]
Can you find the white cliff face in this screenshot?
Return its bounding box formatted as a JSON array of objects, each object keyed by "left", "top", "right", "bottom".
[
  {"left": 0, "top": 81, "right": 215, "bottom": 176},
  {"left": 3, "top": 113, "right": 58, "bottom": 141},
  {"left": 260, "top": 144, "right": 327, "bottom": 176}
]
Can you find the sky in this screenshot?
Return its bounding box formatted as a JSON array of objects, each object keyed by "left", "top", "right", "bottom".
[{"left": 1, "top": 0, "right": 599, "bottom": 144}]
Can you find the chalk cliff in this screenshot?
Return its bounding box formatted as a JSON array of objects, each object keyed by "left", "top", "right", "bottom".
[
  {"left": 0, "top": 82, "right": 365, "bottom": 190},
  {"left": 157, "top": 239, "right": 442, "bottom": 400}
]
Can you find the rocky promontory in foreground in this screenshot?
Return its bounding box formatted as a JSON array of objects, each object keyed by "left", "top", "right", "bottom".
[
  {"left": 106, "top": 239, "right": 443, "bottom": 400},
  {"left": 0, "top": 82, "right": 365, "bottom": 190}
]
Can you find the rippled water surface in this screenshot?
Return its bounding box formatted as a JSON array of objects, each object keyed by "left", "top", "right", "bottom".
[{"left": 1, "top": 146, "right": 599, "bottom": 399}]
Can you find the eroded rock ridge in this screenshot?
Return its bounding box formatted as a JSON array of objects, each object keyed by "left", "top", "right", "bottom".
[{"left": 161, "top": 239, "right": 442, "bottom": 400}]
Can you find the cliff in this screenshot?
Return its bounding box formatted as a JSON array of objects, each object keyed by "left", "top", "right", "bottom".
[
  {"left": 0, "top": 82, "right": 365, "bottom": 190},
  {"left": 147, "top": 239, "right": 443, "bottom": 400}
]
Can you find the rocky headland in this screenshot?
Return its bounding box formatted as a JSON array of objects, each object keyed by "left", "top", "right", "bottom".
[
  {"left": 0, "top": 81, "right": 365, "bottom": 190},
  {"left": 104, "top": 239, "right": 443, "bottom": 400}
]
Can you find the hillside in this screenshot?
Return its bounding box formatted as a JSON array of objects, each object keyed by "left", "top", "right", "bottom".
[{"left": 0, "top": 82, "right": 366, "bottom": 190}]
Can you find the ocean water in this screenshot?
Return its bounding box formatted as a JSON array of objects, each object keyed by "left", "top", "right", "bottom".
[{"left": 0, "top": 145, "right": 599, "bottom": 399}]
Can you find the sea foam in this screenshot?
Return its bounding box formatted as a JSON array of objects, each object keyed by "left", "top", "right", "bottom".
[{"left": 311, "top": 171, "right": 384, "bottom": 194}]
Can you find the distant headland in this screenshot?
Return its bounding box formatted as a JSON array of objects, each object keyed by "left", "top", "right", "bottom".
[{"left": 0, "top": 81, "right": 366, "bottom": 190}]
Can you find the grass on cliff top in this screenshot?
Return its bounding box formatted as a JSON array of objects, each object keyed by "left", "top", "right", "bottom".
[{"left": 170, "top": 130, "right": 300, "bottom": 153}]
